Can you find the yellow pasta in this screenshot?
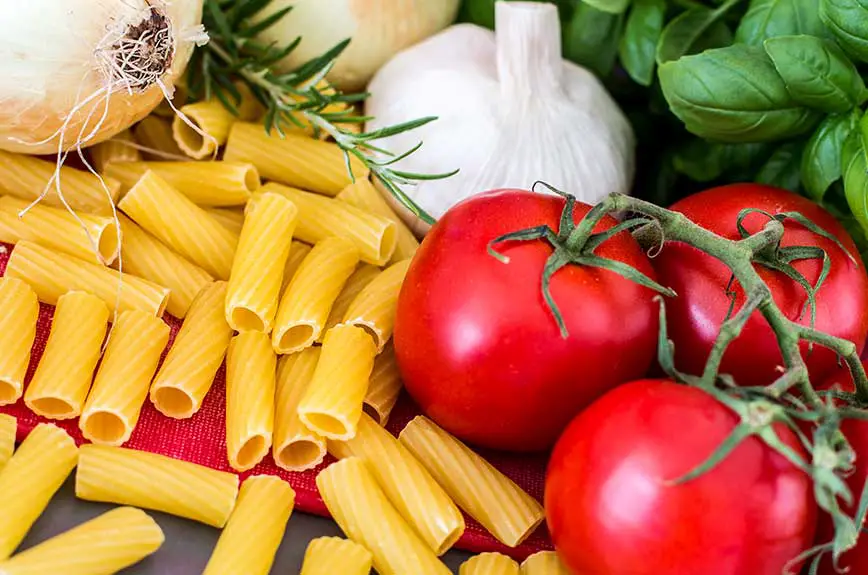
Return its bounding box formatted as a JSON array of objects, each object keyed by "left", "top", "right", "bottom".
[
  {"left": 280, "top": 240, "right": 313, "bottom": 295},
  {"left": 90, "top": 129, "right": 142, "bottom": 173},
  {"left": 80, "top": 311, "right": 170, "bottom": 446},
  {"left": 329, "top": 413, "right": 465, "bottom": 555},
  {"left": 0, "top": 196, "right": 119, "bottom": 265},
  {"left": 226, "top": 192, "right": 297, "bottom": 333},
  {"left": 104, "top": 161, "right": 258, "bottom": 206},
  {"left": 363, "top": 342, "right": 403, "bottom": 426},
  {"left": 262, "top": 183, "right": 397, "bottom": 266},
  {"left": 6, "top": 240, "right": 170, "bottom": 317},
  {"left": 76, "top": 445, "right": 239, "bottom": 528},
  {"left": 272, "top": 237, "right": 359, "bottom": 353},
  {"left": 0, "top": 424, "right": 78, "bottom": 560},
  {"left": 0, "top": 507, "right": 164, "bottom": 575},
  {"left": 173, "top": 87, "right": 262, "bottom": 159},
  {"left": 0, "top": 150, "right": 120, "bottom": 215},
  {"left": 118, "top": 170, "right": 238, "bottom": 279},
  {"left": 460, "top": 553, "right": 521, "bottom": 575},
  {"left": 225, "top": 332, "right": 276, "bottom": 471},
  {"left": 225, "top": 122, "right": 368, "bottom": 196},
  {"left": 337, "top": 179, "right": 419, "bottom": 262},
  {"left": 24, "top": 291, "right": 108, "bottom": 420},
  {"left": 133, "top": 116, "right": 184, "bottom": 160},
  {"left": 316, "top": 457, "right": 451, "bottom": 575},
  {"left": 299, "top": 537, "right": 372, "bottom": 575},
  {"left": 399, "top": 416, "right": 545, "bottom": 547},
  {"left": 0, "top": 415, "right": 15, "bottom": 472},
  {"left": 520, "top": 551, "right": 570, "bottom": 575},
  {"left": 150, "top": 282, "right": 232, "bottom": 419},
  {"left": 117, "top": 214, "right": 214, "bottom": 319},
  {"left": 320, "top": 263, "right": 381, "bottom": 340},
  {"left": 202, "top": 475, "right": 295, "bottom": 575},
  {"left": 0, "top": 278, "right": 38, "bottom": 406},
  {"left": 298, "top": 325, "right": 377, "bottom": 441},
  {"left": 273, "top": 348, "right": 326, "bottom": 472},
  {"left": 208, "top": 207, "right": 245, "bottom": 235},
  {"left": 342, "top": 258, "right": 411, "bottom": 351}
]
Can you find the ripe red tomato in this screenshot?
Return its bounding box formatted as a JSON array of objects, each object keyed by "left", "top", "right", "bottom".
[
  {"left": 394, "top": 189, "right": 659, "bottom": 452},
  {"left": 545, "top": 379, "right": 817, "bottom": 574},
  {"left": 653, "top": 184, "right": 868, "bottom": 387}
]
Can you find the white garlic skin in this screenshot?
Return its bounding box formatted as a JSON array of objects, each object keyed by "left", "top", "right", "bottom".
[{"left": 365, "top": 2, "right": 635, "bottom": 221}]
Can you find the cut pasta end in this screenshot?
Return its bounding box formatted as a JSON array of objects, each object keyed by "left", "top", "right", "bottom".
[
  {"left": 241, "top": 164, "right": 260, "bottom": 193},
  {"left": 231, "top": 434, "right": 270, "bottom": 472},
  {"left": 299, "top": 412, "right": 355, "bottom": 441},
  {"left": 150, "top": 386, "right": 196, "bottom": 419},
  {"left": 172, "top": 114, "right": 216, "bottom": 160},
  {"left": 0, "top": 379, "right": 22, "bottom": 406},
  {"left": 274, "top": 438, "right": 326, "bottom": 472},
  {"left": 436, "top": 525, "right": 466, "bottom": 557},
  {"left": 98, "top": 221, "right": 121, "bottom": 265},
  {"left": 273, "top": 323, "right": 317, "bottom": 354},
  {"left": 345, "top": 320, "right": 384, "bottom": 352},
  {"left": 376, "top": 223, "right": 398, "bottom": 266},
  {"left": 26, "top": 396, "right": 78, "bottom": 419},
  {"left": 362, "top": 403, "right": 387, "bottom": 426},
  {"left": 81, "top": 410, "right": 130, "bottom": 446},
  {"left": 227, "top": 306, "right": 268, "bottom": 334}
]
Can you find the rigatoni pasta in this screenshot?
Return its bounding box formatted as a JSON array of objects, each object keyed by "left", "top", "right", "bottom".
[
  {"left": 208, "top": 208, "right": 245, "bottom": 235},
  {"left": 6, "top": 240, "right": 170, "bottom": 317},
  {"left": 273, "top": 348, "right": 326, "bottom": 472},
  {"left": 173, "top": 87, "right": 262, "bottom": 159},
  {"left": 24, "top": 291, "right": 109, "bottom": 420},
  {"left": 133, "top": 116, "right": 184, "bottom": 160},
  {"left": 460, "top": 553, "right": 521, "bottom": 575},
  {"left": 329, "top": 413, "right": 465, "bottom": 555},
  {"left": 0, "top": 415, "right": 15, "bottom": 472},
  {"left": 316, "top": 457, "right": 451, "bottom": 575},
  {"left": 225, "top": 332, "right": 276, "bottom": 471},
  {"left": 299, "top": 537, "right": 372, "bottom": 575},
  {"left": 520, "top": 551, "right": 570, "bottom": 575},
  {"left": 0, "top": 278, "right": 38, "bottom": 406},
  {"left": 321, "top": 264, "right": 381, "bottom": 339},
  {"left": 202, "top": 476, "right": 295, "bottom": 575},
  {"left": 342, "top": 258, "right": 411, "bottom": 351},
  {"left": 298, "top": 325, "right": 377, "bottom": 441},
  {"left": 118, "top": 170, "right": 238, "bottom": 279},
  {"left": 337, "top": 179, "right": 419, "bottom": 262},
  {"left": 89, "top": 129, "right": 141, "bottom": 173},
  {"left": 399, "top": 416, "right": 545, "bottom": 547},
  {"left": 272, "top": 237, "right": 359, "bottom": 353},
  {"left": 0, "top": 507, "right": 164, "bottom": 575},
  {"left": 150, "top": 282, "right": 232, "bottom": 419},
  {"left": 363, "top": 343, "right": 403, "bottom": 426},
  {"left": 104, "top": 161, "right": 258, "bottom": 206},
  {"left": 80, "top": 311, "right": 170, "bottom": 446},
  {"left": 225, "top": 122, "right": 368, "bottom": 196},
  {"left": 76, "top": 445, "right": 239, "bottom": 528},
  {"left": 280, "top": 241, "right": 313, "bottom": 295},
  {"left": 226, "top": 192, "right": 297, "bottom": 333},
  {"left": 0, "top": 424, "right": 78, "bottom": 560}
]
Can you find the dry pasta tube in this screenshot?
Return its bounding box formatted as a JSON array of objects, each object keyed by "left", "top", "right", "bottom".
[
  {"left": 76, "top": 445, "right": 239, "bottom": 528},
  {"left": 80, "top": 311, "right": 170, "bottom": 446},
  {"left": 208, "top": 207, "right": 245, "bottom": 235},
  {"left": 342, "top": 258, "right": 411, "bottom": 351},
  {"left": 299, "top": 537, "right": 372, "bottom": 575},
  {"left": 202, "top": 476, "right": 295, "bottom": 575},
  {"left": 117, "top": 214, "right": 214, "bottom": 319},
  {"left": 520, "top": 551, "right": 570, "bottom": 575},
  {"left": 0, "top": 150, "right": 120, "bottom": 215},
  {"left": 133, "top": 116, "right": 184, "bottom": 160},
  {"left": 90, "top": 129, "right": 141, "bottom": 173},
  {"left": 337, "top": 179, "right": 419, "bottom": 262},
  {"left": 224, "top": 122, "right": 368, "bottom": 196},
  {"left": 316, "top": 457, "right": 451, "bottom": 575},
  {"left": 363, "top": 342, "right": 403, "bottom": 426},
  {"left": 319, "top": 264, "right": 380, "bottom": 341},
  {"left": 0, "top": 415, "right": 16, "bottom": 472},
  {"left": 6, "top": 240, "right": 170, "bottom": 317},
  {"left": 272, "top": 237, "right": 359, "bottom": 354},
  {"left": 118, "top": 170, "right": 238, "bottom": 280},
  {"left": 225, "top": 332, "right": 276, "bottom": 472},
  {"left": 173, "top": 86, "right": 262, "bottom": 159},
  {"left": 273, "top": 348, "right": 326, "bottom": 472},
  {"left": 150, "top": 282, "right": 232, "bottom": 419},
  {"left": 104, "top": 161, "right": 258, "bottom": 207},
  {"left": 0, "top": 278, "right": 38, "bottom": 406},
  {"left": 280, "top": 241, "right": 313, "bottom": 296},
  {"left": 0, "top": 507, "right": 164, "bottom": 575},
  {"left": 262, "top": 183, "right": 396, "bottom": 266},
  {"left": 298, "top": 325, "right": 377, "bottom": 441},
  {"left": 460, "top": 553, "right": 521, "bottom": 575},
  {"left": 329, "top": 413, "right": 465, "bottom": 555},
  {"left": 0, "top": 424, "right": 78, "bottom": 560},
  {"left": 0, "top": 196, "right": 119, "bottom": 265},
  {"left": 226, "top": 192, "right": 297, "bottom": 333},
  {"left": 399, "top": 417, "right": 545, "bottom": 547},
  {"left": 25, "top": 292, "right": 109, "bottom": 420}
]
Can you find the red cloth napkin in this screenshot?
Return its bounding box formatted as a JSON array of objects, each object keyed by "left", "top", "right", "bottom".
[{"left": 0, "top": 242, "right": 552, "bottom": 560}]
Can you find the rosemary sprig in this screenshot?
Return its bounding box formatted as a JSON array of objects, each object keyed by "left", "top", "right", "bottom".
[{"left": 187, "top": 0, "right": 455, "bottom": 225}]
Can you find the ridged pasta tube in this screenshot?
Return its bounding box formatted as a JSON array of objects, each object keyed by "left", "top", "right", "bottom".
[
  {"left": 342, "top": 259, "right": 410, "bottom": 351},
  {"left": 460, "top": 553, "right": 521, "bottom": 575},
  {"left": 274, "top": 348, "right": 326, "bottom": 472},
  {"left": 337, "top": 179, "right": 418, "bottom": 263},
  {"left": 133, "top": 116, "right": 183, "bottom": 159},
  {"left": 90, "top": 129, "right": 141, "bottom": 172},
  {"left": 363, "top": 343, "right": 403, "bottom": 426},
  {"left": 207, "top": 207, "right": 245, "bottom": 235},
  {"left": 520, "top": 551, "right": 570, "bottom": 574},
  {"left": 0, "top": 278, "right": 38, "bottom": 406},
  {"left": 173, "top": 87, "right": 262, "bottom": 159},
  {"left": 0, "top": 415, "right": 14, "bottom": 472},
  {"left": 280, "top": 241, "right": 313, "bottom": 296},
  {"left": 320, "top": 264, "right": 381, "bottom": 341},
  {"left": 299, "top": 537, "right": 372, "bottom": 575}
]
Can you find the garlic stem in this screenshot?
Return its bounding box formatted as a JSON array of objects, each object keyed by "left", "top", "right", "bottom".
[{"left": 495, "top": 2, "right": 563, "bottom": 99}]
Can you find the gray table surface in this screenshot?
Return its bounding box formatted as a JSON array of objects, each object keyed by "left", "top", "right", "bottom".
[{"left": 20, "top": 475, "right": 473, "bottom": 574}]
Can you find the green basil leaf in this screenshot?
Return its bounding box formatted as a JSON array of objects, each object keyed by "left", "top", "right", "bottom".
[
  {"left": 764, "top": 35, "right": 867, "bottom": 113},
  {"left": 564, "top": 2, "right": 625, "bottom": 76},
  {"left": 656, "top": 1, "right": 738, "bottom": 65},
  {"left": 821, "top": 0, "right": 868, "bottom": 63},
  {"left": 842, "top": 129, "right": 868, "bottom": 233},
  {"left": 619, "top": 0, "right": 666, "bottom": 85},
  {"left": 801, "top": 110, "right": 861, "bottom": 201},
  {"left": 735, "top": 0, "right": 828, "bottom": 46},
  {"left": 584, "top": 0, "right": 631, "bottom": 14},
  {"left": 755, "top": 141, "right": 804, "bottom": 191},
  {"left": 658, "top": 44, "right": 822, "bottom": 142},
  {"left": 674, "top": 140, "right": 773, "bottom": 181}
]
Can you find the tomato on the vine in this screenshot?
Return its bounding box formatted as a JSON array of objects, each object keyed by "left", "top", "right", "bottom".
[
  {"left": 394, "top": 189, "right": 660, "bottom": 452},
  {"left": 545, "top": 379, "right": 817, "bottom": 575},
  {"left": 653, "top": 184, "right": 868, "bottom": 387}
]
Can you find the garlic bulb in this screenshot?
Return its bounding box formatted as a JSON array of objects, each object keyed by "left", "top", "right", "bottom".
[
  {"left": 255, "top": 0, "right": 461, "bottom": 92},
  {"left": 365, "top": 1, "right": 635, "bottom": 221},
  {"left": 0, "top": 0, "right": 204, "bottom": 154}
]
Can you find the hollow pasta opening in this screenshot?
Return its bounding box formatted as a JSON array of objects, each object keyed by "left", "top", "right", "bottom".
[
  {"left": 275, "top": 439, "right": 325, "bottom": 471},
  {"left": 377, "top": 223, "right": 398, "bottom": 265},
  {"left": 435, "top": 525, "right": 465, "bottom": 556},
  {"left": 156, "top": 291, "right": 169, "bottom": 319},
  {"left": 0, "top": 379, "right": 19, "bottom": 405},
  {"left": 152, "top": 387, "right": 195, "bottom": 419},
  {"left": 29, "top": 397, "right": 76, "bottom": 419},
  {"left": 236, "top": 435, "right": 267, "bottom": 470},
  {"left": 98, "top": 222, "right": 121, "bottom": 264},
  {"left": 350, "top": 321, "right": 382, "bottom": 350},
  {"left": 82, "top": 410, "right": 127, "bottom": 445},
  {"left": 363, "top": 403, "right": 385, "bottom": 425},
  {"left": 302, "top": 413, "right": 349, "bottom": 440},
  {"left": 242, "top": 165, "right": 260, "bottom": 192},
  {"left": 173, "top": 113, "right": 214, "bottom": 160},
  {"left": 230, "top": 307, "right": 265, "bottom": 333},
  {"left": 275, "top": 324, "right": 315, "bottom": 353}
]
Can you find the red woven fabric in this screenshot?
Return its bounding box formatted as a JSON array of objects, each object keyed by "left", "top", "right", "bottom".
[{"left": 0, "top": 242, "right": 552, "bottom": 560}]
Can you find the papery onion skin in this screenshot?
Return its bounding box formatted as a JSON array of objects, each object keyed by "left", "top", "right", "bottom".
[{"left": 0, "top": 0, "right": 202, "bottom": 155}]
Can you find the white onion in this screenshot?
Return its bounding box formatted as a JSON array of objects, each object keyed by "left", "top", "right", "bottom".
[
  {"left": 255, "top": 0, "right": 461, "bottom": 91},
  {"left": 0, "top": 0, "right": 204, "bottom": 155}
]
